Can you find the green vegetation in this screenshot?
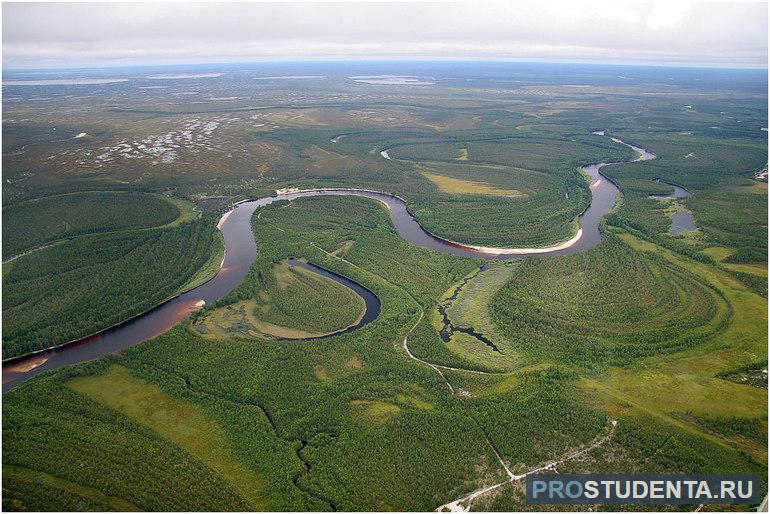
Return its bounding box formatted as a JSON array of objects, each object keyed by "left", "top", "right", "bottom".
[
  {"left": 177, "top": 229, "right": 225, "bottom": 294},
  {"left": 2, "top": 65, "right": 766, "bottom": 511},
  {"left": 473, "top": 412, "right": 766, "bottom": 512},
  {"left": 421, "top": 170, "right": 524, "bottom": 197},
  {"left": 489, "top": 234, "right": 730, "bottom": 367},
  {"left": 3, "top": 363, "right": 261, "bottom": 511},
  {"left": 1, "top": 189, "right": 216, "bottom": 359},
  {"left": 4, "top": 196, "right": 507, "bottom": 511},
  {"left": 3, "top": 465, "right": 139, "bottom": 512},
  {"left": 453, "top": 224, "right": 766, "bottom": 487},
  {"left": 197, "top": 259, "right": 365, "bottom": 339},
  {"left": 6, "top": 191, "right": 766, "bottom": 510},
  {"left": 673, "top": 412, "right": 767, "bottom": 447},
  {"left": 70, "top": 365, "right": 269, "bottom": 510},
  {"left": 251, "top": 261, "right": 364, "bottom": 334},
  {"left": 3, "top": 192, "right": 187, "bottom": 258},
  {"left": 3, "top": 219, "right": 218, "bottom": 358},
  {"left": 580, "top": 232, "right": 767, "bottom": 463},
  {"left": 450, "top": 367, "right": 609, "bottom": 471},
  {"left": 388, "top": 135, "right": 632, "bottom": 172}
]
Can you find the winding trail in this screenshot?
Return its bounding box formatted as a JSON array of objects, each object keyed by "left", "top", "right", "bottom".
[
  {"left": 318, "top": 245, "right": 608, "bottom": 512},
  {"left": 400, "top": 309, "right": 618, "bottom": 512},
  {"left": 392, "top": 288, "right": 618, "bottom": 512},
  {"left": 2, "top": 242, "right": 57, "bottom": 264},
  {"left": 379, "top": 132, "right": 651, "bottom": 510},
  {"left": 435, "top": 420, "right": 619, "bottom": 512}
]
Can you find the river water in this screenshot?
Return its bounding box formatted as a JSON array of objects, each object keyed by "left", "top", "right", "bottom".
[
  {"left": 649, "top": 180, "right": 697, "bottom": 235},
  {"left": 2, "top": 133, "right": 656, "bottom": 391}
]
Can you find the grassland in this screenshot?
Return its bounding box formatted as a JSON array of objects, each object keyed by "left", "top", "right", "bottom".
[
  {"left": 725, "top": 262, "right": 769, "bottom": 278},
  {"left": 421, "top": 170, "right": 525, "bottom": 197},
  {"left": 197, "top": 260, "right": 365, "bottom": 340},
  {"left": 3, "top": 363, "right": 268, "bottom": 511},
  {"left": 431, "top": 264, "right": 522, "bottom": 371},
  {"left": 69, "top": 365, "right": 269, "bottom": 510}
]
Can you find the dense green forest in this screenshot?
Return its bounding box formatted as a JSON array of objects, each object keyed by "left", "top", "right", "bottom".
[
  {"left": 3, "top": 192, "right": 216, "bottom": 358},
  {"left": 4, "top": 194, "right": 765, "bottom": 510},
  {"left": 3, "top": 191, "right": 186, "bottom": 258},
  {"left": 2, "top": 65, "right": 767, "bottom": 511},
  {"left": 489, "top": 234, "right": 730, "bottom": 367}
]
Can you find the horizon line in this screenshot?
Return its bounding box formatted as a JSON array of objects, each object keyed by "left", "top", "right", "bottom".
[{"left": 3, "top": 58, "right": 768, "bottom": 74}]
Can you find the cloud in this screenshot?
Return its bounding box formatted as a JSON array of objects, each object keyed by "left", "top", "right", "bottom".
[
  {"left": 646, "top": 1, "right": 693, "bottom": 30},
  {"left": 2, "top": 1, "right": 767, "bottom": 69}
]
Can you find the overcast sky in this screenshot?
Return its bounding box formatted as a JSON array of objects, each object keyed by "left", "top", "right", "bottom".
[{"left": 2, "top": 1, "right": 767, "bottom": 69}]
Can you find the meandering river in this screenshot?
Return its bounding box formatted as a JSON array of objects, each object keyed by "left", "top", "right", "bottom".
[{"left": 2, "top": 133, "right": 655, "bottom": 391}]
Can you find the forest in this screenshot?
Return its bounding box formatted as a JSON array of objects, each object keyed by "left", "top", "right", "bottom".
[
  {"left": 3, "top": 192, "right": 217, "bottom": 358},
  {"left": 4, "top": 192, "right": 766, "bottom": 511},
  {"left": 489, "top": 234, "right": 730, "bottom": 368},
  {"left": 1, "top": 63, "right": 767, "bottom": 511},
  {"left": 3, "top": 191, "right": 186, "bottom": 258},
  {"left": 197, "top": 259, "right": 366, "bottom": 340}
]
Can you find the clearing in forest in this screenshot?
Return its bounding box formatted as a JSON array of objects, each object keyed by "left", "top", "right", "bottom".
[{"left": 422, "top": 171, "right": 526, "bottom": 197}]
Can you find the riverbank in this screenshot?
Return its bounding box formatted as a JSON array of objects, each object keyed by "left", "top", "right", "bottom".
[{"left": 2, "top": 133, "right": 656, "bottom": 391}]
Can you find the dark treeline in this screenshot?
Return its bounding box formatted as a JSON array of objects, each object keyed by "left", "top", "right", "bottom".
[{"left": 3, "top": 191, "right": 181, "bottom": 258}]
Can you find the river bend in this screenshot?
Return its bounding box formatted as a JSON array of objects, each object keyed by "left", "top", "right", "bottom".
[{"left": 2, "top": 133, "right": 655, "bottom": 391}]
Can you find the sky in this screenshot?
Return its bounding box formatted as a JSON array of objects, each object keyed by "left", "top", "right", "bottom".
[{"left": 2, "top": 1, "right": 768, "bottom": 69}]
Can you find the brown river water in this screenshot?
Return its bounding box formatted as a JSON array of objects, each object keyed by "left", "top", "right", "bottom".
[{"left": 2, "top": 134, "right": 655, "bottom": 392}]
